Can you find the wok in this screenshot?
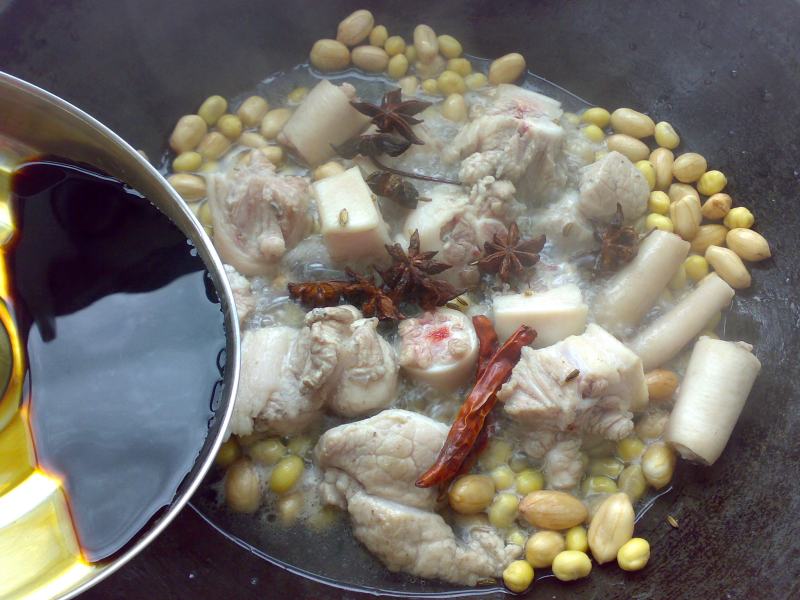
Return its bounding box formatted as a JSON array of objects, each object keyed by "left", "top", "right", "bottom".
[{"left": 1, "top": 0, "right": 798, "bottom": 597}]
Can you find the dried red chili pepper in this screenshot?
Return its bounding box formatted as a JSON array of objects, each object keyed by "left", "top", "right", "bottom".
[
  {"left": 416, "top": 324, "right": 536, "bottom": 488},
  {"left": 453, "top": 315, "right": 500, "bottom": 478},
  {"left": 472, "top": 315, "right": 499, "bottom": 378}
]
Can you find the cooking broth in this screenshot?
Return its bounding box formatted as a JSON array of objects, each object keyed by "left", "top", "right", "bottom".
[
  {"left": 8, "top": 157, "right": 225, "bottom": 561},
  {"left": 175, "top": 19, "right": 763, "bottom": 591}
]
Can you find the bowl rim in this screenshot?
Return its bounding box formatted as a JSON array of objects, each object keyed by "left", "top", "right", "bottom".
[{"left": 0, "top": 70, "right": 241, "bottom": 600}]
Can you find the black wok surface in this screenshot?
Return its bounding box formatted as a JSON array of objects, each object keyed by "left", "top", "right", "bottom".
[{"left": 1, "top": 0, "right": 798, "bottom": 598}]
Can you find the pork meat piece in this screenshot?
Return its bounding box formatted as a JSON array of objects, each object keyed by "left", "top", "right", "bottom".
[
  {"left": 522, "top": 431, "right": 585, "bottom": 490},
  {"left": 315, "top": 410, "right": 520, "bottom": 585},
  {"left": 529, "top": 190, "right": 598, "bottom": 258},
  {"left": 347, "top": 492, "right": 520, "bottom": 585},
  {"left": 326, "top": 316, "right": 399, "bottom": 417},
  {"left": 208, "top": 152, "right": 312, "bottom": 276},
  {"left": 497, "top": 324, "right": 646, "bottom": 440},
  {"left": 315, "top": 409, "right": 447, "bottom": 509},
  {"left": 401, "top": 185, "right": 506, "bottom": 285},
  {"left": 452, "top": 117, "right": 566, "bottom": 204},
  {"left": 228, "top": 325, "right": 318, "bottom": 437},
  {"left": 289, "top": 305, "right": 399, "bottom": 418},
  {"left": 483, "top": 84, "right": 564, "bottom": 122},
  {"left": 577, "top": 151, "right": 649, "bottom": 223},
  {"left": 230, "top": 306, "right": 398, "bottom": 437},
  {"left": 224, "top": 264, "right": 256, "bottom": 326},
  {"left": 444, "top": 85, "right": 566, "bottom": 204}
]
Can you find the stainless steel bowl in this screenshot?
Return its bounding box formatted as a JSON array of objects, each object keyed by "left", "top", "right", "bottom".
[{"left": 0, "top": 71, "right": 240, "bottom": 600}]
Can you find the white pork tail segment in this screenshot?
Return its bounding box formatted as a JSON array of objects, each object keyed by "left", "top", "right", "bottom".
[
  {"left": 279, "top": 80, "right": 371, "bottom": 166},
  {"left": 629, "top": 273, "right": 734, "bottom": 371},
  {"left": 398, "top": 308, "right": 479, "bottom": 391},
  {"left": 665, "top": 336, "right": 761, "bottom": 465},
  {"left": 594, "top": 230, "right": 690, "bottom": 334}
]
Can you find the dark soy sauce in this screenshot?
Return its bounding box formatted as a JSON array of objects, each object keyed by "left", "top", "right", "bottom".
[{"left": 9, "top": 157, "right": 225, "bottom": 562}]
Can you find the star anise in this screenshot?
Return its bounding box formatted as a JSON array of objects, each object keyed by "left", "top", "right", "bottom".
[
  {"left": 332, "top": 133, "right": 411, "bottom": 160},
  {"left": 287, "top": 269, "right": 404, "bottom": 321},
  {"left": 287, "top": 280, "right": 347, "bottom": 308},
  {"left": 593, "top": 203, "right": 640, "bottom": 275},
  {"left": 474, "top": 222, "right": 546, "bottom": 282},
  {"left": 341, "top": 268, "right": 404, "bottom": 321},
  {"left": 366, "top": 171, "right": 423, "bottom": 209},
  {"left": 351, "top": 88, "right": 431, "bottom": 145},
  {"left": 378, "top": 230, "right": 463, "bottom": 310}
]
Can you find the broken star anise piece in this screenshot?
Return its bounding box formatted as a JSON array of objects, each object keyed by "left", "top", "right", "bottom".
[
  {"left": 342, "top": 268, "right": 404, "bottom": 321},
  {"left": 366, "top": 171, "right": 422, "bottom": 209},
  {"left": 287, "top": 269, "right": 404, "bottom": 321},
  {"left": 593, "top": 203, "right": 640, "bottom": 275},
  {"left": 287, "top": 280, "right": 347, "bottom": 308},
  {"left": 332, "top": 133, "right": 411, "bottom": 159},
  {"left": 351, "top": 88, "right": 431, "bottom": 145},
  {"left": 378, "top": 229, "right": 463, "bottom": 310},
  {"left": 474, "top": 222, "right": 546, "bottom": 282}
]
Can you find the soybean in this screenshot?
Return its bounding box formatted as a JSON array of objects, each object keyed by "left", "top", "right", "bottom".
[
  {"left": 260, "top": 108, "right": 292, "bottom": 139},
  {"left": 502, "top": 560, "right": 534, "bottom": 593},
  {"left": 197, "top": 131, "right": 231, "bottom": 160},
  {"left": 552, "top": 550, "right": 592, "bottom": 581},
  {"left": 606, "top": 134, "right": 650, "bottom": 162},
  {"left": 249, "top": 438, "right": 286, "bottom": 465},
  {"left": 723, "top": 206, "right": 755, "bottom": 229},
  {"left": 441, "top": 93, "right": 468, "bottom": 121},
  {"left": 168, "top": 173, "right": 206, "bottom": 202},
  {"left": 351, "top": 45, "right": 389, "bottom": 72},
  {"left": 198, "top": 95, "right": 228, "bottom": 126},
  {"left": 610, "top": 108, "right": 655, "bottom": 138},
  {"left": 448, "top": 475, "right": 495, "bottom": 514},
  {"left": 269, "top": 455, "right": 304, "bottom": 494},
  {"left": 617, "top": 464, "right": 647, "bottom": 503},
  {"left": 446, "top": 57, "right": 472, "bottom": 76},
  {"left": 384, "top": 35, "right": 406, "bottom": 56},
  {"left": 336, "top": 9, "right": 374, "bottom": 46},
  {"left": 237, "top": 95, "right": 269, "bottom": 128},
  {"left": 225, "top": 458, "right": 261, "bottom": 513},
  {"left": 489, "top": 52, "right": 526, "bottom": 85},
  {"left": 565, "top": 526, "right": 589, "bottom": 552},
  {"left": 387, "top": 53, "right": 409, "bottom": 79},
  {"left": 654, "top": 121, "right": 681, "bottom": 149},
  {"left": 641, "top": 442, "right": 676, "bottom": 489},
  {"left": 437, "top": 34, "right": 463, "bottom": 58},
  {"left": 464, "top": 72, "right": 489, "bottom": 90},
  {"left": 581, "top": 107, "right": 611, "bottom": 128},
  {"left": 217, "top": 114, "right": 243, "bottom": 140},
  {"left": 368, "top": 24, "right": 388, "bottom": 47},
  {"left": 310, "top": 39, "right": 351, "bottom": 72},
  {"left": 413, "top": 24, "right": 439, "bottom": 63},
  {"left": 617, "top": 537, "right": 651, "bottom": 571},
  {"left": 525, "top": 531, "right": 565, "bottom": 568},
  {"left": 672, "top": 152, "right": 707, "bottom": 183},
  {"left": 170, "top": 114, "right": 207, "bottom": 153},
  {"left": 437, "top": 70, "right": 466, "bottom": 95},
  {"left": 697, "top": 169, "right": 727, "bottom": 195},
  {"left": 172, "top": 151, "right": 202, "bottom": 172}
]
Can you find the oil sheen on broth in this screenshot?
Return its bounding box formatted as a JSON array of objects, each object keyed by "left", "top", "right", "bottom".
[{"left": 9, "top": 157, "right": 225, "bottom": 561}]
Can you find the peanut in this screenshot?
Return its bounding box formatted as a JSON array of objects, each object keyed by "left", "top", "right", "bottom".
[
  {"left": 587, "top": 493, "right": 635, "bottom": 564},
  {"left": 519, "top": 490, "right": 588, "bottom": 530},
  {"left": 336, "top": 9, "right": 374, "bottom": 46}
]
